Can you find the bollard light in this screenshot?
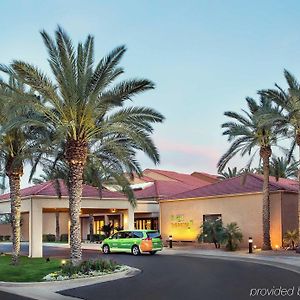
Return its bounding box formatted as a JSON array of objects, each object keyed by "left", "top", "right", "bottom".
[
  {"left": 248, "top": 237, "right": 253, "bottom": 254},
  {"left": 169, "top": 235, "right": 173, "bottom": 249},
  {"left": 61, "top": 259, "right": 66, "bottom": 266}
]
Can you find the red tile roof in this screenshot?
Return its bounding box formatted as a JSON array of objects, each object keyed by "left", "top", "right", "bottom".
[
  {"left": 134, "top": 180, "right": 209, "bottom": 200},
  {"left": 165, "top": 173, "right": 298, "bottom": 200},
  {"left": 0, "top": 180, "right": 125, "bottom": 201},
  {"left": 143, "top": 168, "right": 213, "bottom": 186}
]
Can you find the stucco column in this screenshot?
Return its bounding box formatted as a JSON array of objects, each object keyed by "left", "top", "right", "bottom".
[
  {"left": 123, "top": 206, "right": 134, "bottom": 230},
  {"left": 104, "top": 214, "right": 109, "bottom": 225},
  {"left": 29, "top": 200, "right": 43, "bottom": 258}
]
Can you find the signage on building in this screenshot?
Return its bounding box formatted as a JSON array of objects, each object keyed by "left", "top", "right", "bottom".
[{"left": 170, "top": 214, "right": 193, "bottom": 229}]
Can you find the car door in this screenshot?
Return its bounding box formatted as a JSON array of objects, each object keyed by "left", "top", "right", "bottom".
[
  {"left": 118, "top": 231, "right": 132, "bottom": 252},
  {"left": 109, "top": 233, "right": 120, "bottom": 251}
]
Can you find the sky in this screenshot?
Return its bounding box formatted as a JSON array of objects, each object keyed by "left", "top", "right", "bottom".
[{"left": 1, "top": 0, "right": 300, "bottom": 187}]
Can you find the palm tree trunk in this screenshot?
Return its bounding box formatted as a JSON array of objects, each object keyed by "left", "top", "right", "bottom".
[
  {"left": 55, "top": 212, "right": 60, "bottom": 242},
  {"left": 9, "top": 174, "right": 22, "bottom": 265},
  {"left": 66, "top": 139, "right": 88, "bottom": 265},
  {"left": 68, "top": 162, "right": 84, "bottom": 265},
  {"left": 261, "top": 146, "right": 272, "bottom": 250}
]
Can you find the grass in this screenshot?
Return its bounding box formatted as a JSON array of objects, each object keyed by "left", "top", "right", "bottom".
[{"left": 0, "top": 255, "right": 61, "bottom": 282}]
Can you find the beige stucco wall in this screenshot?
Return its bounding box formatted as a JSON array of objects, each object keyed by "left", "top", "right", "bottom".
[
  {"left": 281, "top": 192, "right": 298, "bottom": 235},
  {"left": 160, "top": 192, "right": 285, "bottom": 248},
  {"left": 43, "top": 212, "right": 69, "bottom": 235},
  {"left": 0, "top": 212, "right": 29, "bottom": 241}
]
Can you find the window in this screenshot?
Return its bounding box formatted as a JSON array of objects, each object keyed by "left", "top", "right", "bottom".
[
  {"left": 133, "top": 231, "right": 143, "bottom": 238},
  {"left": 146, "top": 231, "right": 161, "bottom": 239},
  {"left": 203, "top": 214, "right": 222, "bottom": 223}
]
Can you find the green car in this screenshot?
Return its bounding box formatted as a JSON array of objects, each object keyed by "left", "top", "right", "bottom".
[{"left": 101, "top": 230, "right": 163, "bottom": 256}]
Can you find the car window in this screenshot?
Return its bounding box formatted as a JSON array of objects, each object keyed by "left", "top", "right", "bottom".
[
  {"left": 147, "top": 231, "right": 161, "bottom": 239},
  {"left": 110, "top": 233, "right": 118, "bottom": 239},
  {"left": 118, "top": 232, "right": 131, "bottom": 239},
  {"left": 133, "top": 231, "right": 143, "bottom": 238}
]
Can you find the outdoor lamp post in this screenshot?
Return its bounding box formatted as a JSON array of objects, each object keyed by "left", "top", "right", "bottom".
[
  {"left": 169, "top": 235, "right": 173, "bottom": 248},
  {"left": 248, "top": 237, "right": 253, "bottom": 254}
]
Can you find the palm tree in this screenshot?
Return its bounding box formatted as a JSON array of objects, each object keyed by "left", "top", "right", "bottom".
[
  {"left": 283, "top": 229, "right": 298, "bottom": 250},
  {"left": 222, "top": 222, "right": 243, "bottom": 251},
  {"left": 217, "top": 96, "right": 283, "bottom": 250},
  {"left": 218, "top": 167, "right": 245, "bottom": 180},
  {"left": 259, "top": 70, "right": 300, "bottom": 239},
  {"left": 269, "top": 156, "right": 298, "bottom": 180},
  {"left": 5, "top": 27, "right": 164, "bottom": 265},
  {"left": 0, "top": 77, "right": 46, "bottom": 264}
]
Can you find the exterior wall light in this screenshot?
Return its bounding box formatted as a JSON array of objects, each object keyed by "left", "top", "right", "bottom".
[
  {"left": 248, "top": 237, "right": 253, "bottom": 254},
  {"left": 168, "top": 235, "right": 173, "bottom": 248}
]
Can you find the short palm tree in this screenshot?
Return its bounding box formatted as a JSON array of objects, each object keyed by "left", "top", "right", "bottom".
[
  {"left": 222, "top": 222, "right": 243, "bottom": 251},
  {"left": 0, "top": 77, "right": 46, "bottom": 264},
  {"left": 4, "top": 27, "right": 164, "bottom": 265},
  {"left": 283, "top": 229, "right": 298, "bottom": 250},
  {"left": 259, "top": 70, "right": 300, "bottom": 237},
  {"left": 218, "top": 96, "right": 283, "bottom": 250}
]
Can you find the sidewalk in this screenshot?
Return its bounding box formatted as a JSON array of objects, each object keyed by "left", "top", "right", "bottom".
[{"left": 160, "top": 246, "right": 300, "bottom": 274}]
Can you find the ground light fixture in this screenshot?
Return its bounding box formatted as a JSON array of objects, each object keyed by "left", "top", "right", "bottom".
[
  {"left": 168, "top": 235, "right": 173, "bottom": 248},
  {"left": 61, "top": 259, "right": 66, "bottom": 266},
  {"left": 248, "top": 237, "right": 253, "bottom": 254}
]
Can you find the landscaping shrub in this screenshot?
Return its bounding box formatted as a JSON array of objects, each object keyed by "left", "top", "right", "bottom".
[
  {"left": 60, "top": 234, "right": 68, "bottom": 242},
  {"left": 198, "top": 218, "right": 223, "bottom": 248},
  {"left": 222, "top": 222, "right": 243, "bottom": 251},
  {"left": 4, "top": 235, "right": 10, "bottom": 241},
  {"left": 283, "top": 229, "right": 298, "bottom": 250},
  {"left": 87, "top": 234, "right": 106, "bottom": 242},
  {"left": 61, "top": 259, "right": 119, "bottom": 277},
  {"left": 198, "top": 220, "right": 243, "bottom": 251},
  {"left": 43, "top": 234, "right": 56, "bottom": 242},
  {"left": 0, "top": 236, "right": 4, "bottom": 241}
]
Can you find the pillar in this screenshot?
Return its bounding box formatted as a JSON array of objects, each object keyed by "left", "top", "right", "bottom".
[
  {"left": 123, "top": 206, "right": 134, "bottom": 230},
  {"left": 29, "top": 201, "right": 43, "bottom": 258}
]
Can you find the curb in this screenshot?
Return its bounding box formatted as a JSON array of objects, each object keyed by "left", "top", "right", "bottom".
[{"left": 0, "top": 266, "right": 140, "bottom": 288}]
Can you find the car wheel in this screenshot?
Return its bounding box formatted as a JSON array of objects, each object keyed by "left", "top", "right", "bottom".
[
  {"left": 132, "top": 245, "right": 140, "bottom": 256},
  {"left": 149, "top": 251, "right": 157, "bottom": 255},
  {"left": 102, "top": 244, "right": 110, "bottom": 254}
]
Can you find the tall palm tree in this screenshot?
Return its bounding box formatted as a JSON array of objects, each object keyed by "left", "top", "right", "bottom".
[
  {"left": 0, "top": 77, "right": 46, "bottom": 264},
  {"left": 217, "top": 96, "right": 283, "bottom": 250},
  {"left": 4, "top": 27, "right": 164, "bottom": 265},
  {"left": 259, "top": 70, "right": 300, "bottom": 238}
]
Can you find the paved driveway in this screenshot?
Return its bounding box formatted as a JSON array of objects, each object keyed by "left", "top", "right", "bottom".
[{"left": 1, "top": 244, "right": 300, "bottom": 300}]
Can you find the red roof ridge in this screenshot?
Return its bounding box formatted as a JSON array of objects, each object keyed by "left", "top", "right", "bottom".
[
  {"left": 144, "top": 168, "right": 194, "bottom": 184},
  {"left": 34, "top": 180, "right": 58, "bottom": 195}
]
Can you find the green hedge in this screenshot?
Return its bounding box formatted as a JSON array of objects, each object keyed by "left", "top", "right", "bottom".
[
  {"left": 60, "top": 234, "right": 68, "bottom": 242},
  {"left": 87, "top": 234, "right": 106, "bottom": 242},
  {"left": 42, "top": 234, "right": 56, "bottom": 242}
]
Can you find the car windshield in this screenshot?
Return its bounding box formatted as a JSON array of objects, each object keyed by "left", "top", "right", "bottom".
[{"left": 146, "top": 231, "right": 161, "bottom": 239}]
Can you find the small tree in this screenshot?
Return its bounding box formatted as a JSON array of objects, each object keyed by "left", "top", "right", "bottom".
[
  {"left": 198, "top": 218, "right": 224, "bottom": 248},
  {"left": 283, "top": 229, "right": 298, "bottom": 250},
  {"left": 222, "top": 222, "right": 243, "bottom": 251}
]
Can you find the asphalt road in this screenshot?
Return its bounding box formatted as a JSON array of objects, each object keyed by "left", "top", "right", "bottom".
[{"left": 0, "top": 244, "right": 300, "bottom": 300}]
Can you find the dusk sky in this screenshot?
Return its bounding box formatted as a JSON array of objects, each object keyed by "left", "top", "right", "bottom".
[{"left": 1, "top": 0, "right": 300, "bottom": 186}]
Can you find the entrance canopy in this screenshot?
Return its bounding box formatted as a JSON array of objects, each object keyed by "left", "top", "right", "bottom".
[{"left": 0, "top": 180, "right": 134, "bottom": 257}]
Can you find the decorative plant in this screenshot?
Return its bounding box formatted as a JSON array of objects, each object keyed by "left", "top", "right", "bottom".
[
  {"left": 198, "top": 218, "right": 224, "bottom": 248},
  {"left": 222, "top": 222, "right": 243, "bottom": 251},
  {"left": 283, "top": 229, "right": 298, "bottom": 250}
]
